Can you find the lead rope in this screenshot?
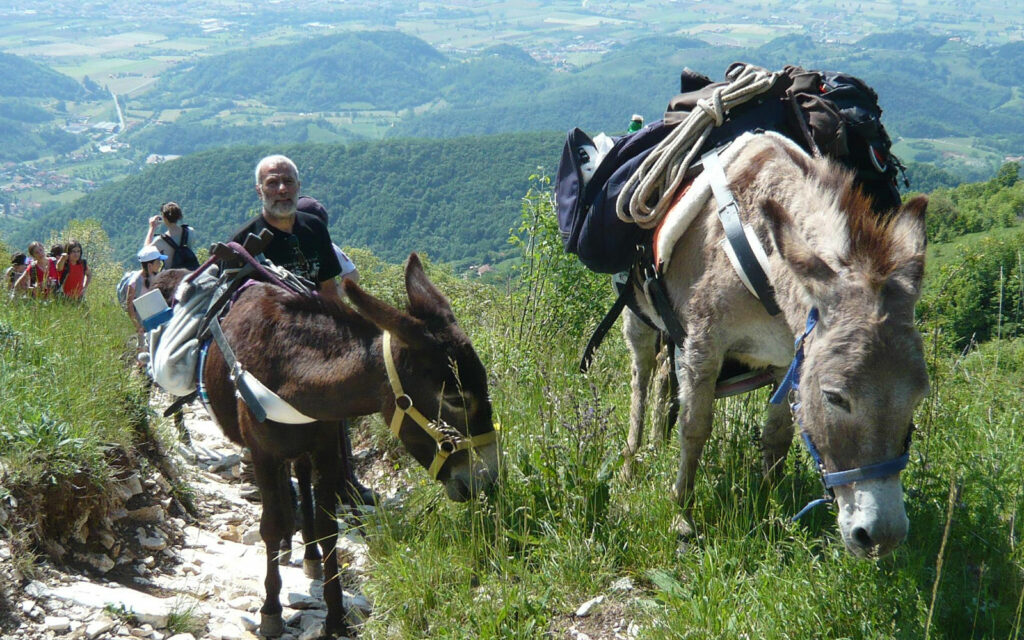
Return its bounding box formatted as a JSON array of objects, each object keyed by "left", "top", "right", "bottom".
[{"left": 616, "top": 64, "right": 779, "bottom": 229}]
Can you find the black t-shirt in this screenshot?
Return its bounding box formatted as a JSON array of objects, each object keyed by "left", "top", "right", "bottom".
[{"left": 231, "top": 212, "right": 342, "bottom": 284}]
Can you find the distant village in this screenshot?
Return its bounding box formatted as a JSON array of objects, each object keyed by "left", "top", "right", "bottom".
[{"left": 0, "top": 111, "right": 178, "bottom": 219}]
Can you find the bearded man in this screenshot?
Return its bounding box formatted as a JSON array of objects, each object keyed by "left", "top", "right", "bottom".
[
  {"left": 230, "top": 154, "right": 378, "bottom": 505},
  {"left": 231, "top": 154, "right": 343, "bottom": 302}
]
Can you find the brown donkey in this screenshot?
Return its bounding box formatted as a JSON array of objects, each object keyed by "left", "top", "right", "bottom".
[
  {"left": 630, "top": 132, "right": 929, "bottom": 558},
  {"left": 197, "top": 253, "right": 499, "bottom": 637}
]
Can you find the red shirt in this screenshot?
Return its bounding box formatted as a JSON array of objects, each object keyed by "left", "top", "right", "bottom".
[
  {"left": 30, "top": 258, "right": 59, "bottom": 297},
  {"left": 61, "top": 261, "right": 87, "bottom": 298}
]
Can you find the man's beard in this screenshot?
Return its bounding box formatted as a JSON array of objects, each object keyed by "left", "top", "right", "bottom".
[{"left": 263, "top": 196, "right": 296, "bottom": 219}]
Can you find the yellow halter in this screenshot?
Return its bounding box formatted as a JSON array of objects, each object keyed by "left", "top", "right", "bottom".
[{"left": 382, "top": 331, "right": 497, "bottom": 479}]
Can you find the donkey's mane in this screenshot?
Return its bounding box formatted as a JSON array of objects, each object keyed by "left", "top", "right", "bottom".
[{"left": 812, "top": 158, "right": 905, "bottom": 281}]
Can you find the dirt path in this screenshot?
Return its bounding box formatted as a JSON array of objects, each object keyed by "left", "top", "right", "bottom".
[{"left": 0, "top": 397, "right": 376, "bottom": 640}]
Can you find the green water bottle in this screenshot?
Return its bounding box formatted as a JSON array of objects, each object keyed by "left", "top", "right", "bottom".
[{"left": 628, "top": 113, "right": 644, "bottom": 133}]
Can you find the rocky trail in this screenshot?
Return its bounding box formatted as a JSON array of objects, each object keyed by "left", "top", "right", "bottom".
[
  {"left": 0, "top": 395, "right": 386, "bottom": 640},
  {"left": 0, "top": 393, "right": 643, "bottom": 640}
]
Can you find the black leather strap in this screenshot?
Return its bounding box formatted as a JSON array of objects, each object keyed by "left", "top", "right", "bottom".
[
  {"left": 579, "top": 280, "right": 630, "bottom": 373},
  {"left": 702, "top": 148, "right": 781, "bottom": 316},
  {"left": 162, "top": 390, "right": 198, "bottom": 417}
]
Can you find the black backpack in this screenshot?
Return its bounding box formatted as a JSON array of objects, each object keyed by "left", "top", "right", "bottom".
[
  {"left": 161, "top": 225, "right": 201, "bottom": 271},
  {"left": 555, "top": 63, "right": 905, "bottom": 274}
]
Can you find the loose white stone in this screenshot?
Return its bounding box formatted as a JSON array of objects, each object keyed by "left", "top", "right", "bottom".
[
  {"left": 76, "top": 552, "right": 116, "bottom": 574},
  {"left": 241, "top": 527, "right": 261, "bottom": 545},
  {"left": 286, "top": 594, "right": 323, "bottom": 611},
  {"left": 127, "top": 505, "right": 165, "bottom": 523},
  {"left": 48, "top": 582, "right": 172, "bottom": 627},
  {"left": 113, "top": 474, "right": 145, "bottom": 501},
  {"left": 85, "top": 617, "right": 116, "bottom": 638},
  {"left": 236, "top": 613, "right": 259, "bottom": 631},
  {"left": 208, "top": 453, "right": 242, "bottom": 473},
  {"left": 138, "top": 533, "right": 167, "bottom": 552},
  {"left": 298, "top": 620, "right": 325, "bottom": 640},
  {"left": 575, "top": 595, "right": 605, "bottom": 617},
  {"left": 208, "top": 622, "right": 245, "bottom": 640},
  {"left": 226, "top": 596, "right": 254, "bottom": 611},
  {"left": 44, "top": 615, "right": 72, "bottom": 631},
  {"left": 98, "top": 531, "right": 117, "bottom": 550},
  {"left": 25, "top": 580, "right": 49, "bottom": 597}
]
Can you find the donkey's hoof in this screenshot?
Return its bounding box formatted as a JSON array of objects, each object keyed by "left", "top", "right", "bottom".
[
  {"left": 304, "top": 558, "right": 324, "bottom": 580},
  {"left": 259, "top": 613, "right": 285, "bottom": 637},
  {"left": 277, "top": 548, "right": 292, "bottom": 565},
  {"left": 671, "top": 514, "right": 695, "bottom": 539}
]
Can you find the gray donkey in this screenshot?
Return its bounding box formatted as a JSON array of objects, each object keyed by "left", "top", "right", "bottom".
[{"left": 628, "top": 132, "right": 929, "bottom": 558}]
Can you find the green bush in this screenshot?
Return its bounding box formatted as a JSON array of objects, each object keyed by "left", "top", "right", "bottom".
[{"left": 920, "top": 230, "right": 1024, "bottom": 348}]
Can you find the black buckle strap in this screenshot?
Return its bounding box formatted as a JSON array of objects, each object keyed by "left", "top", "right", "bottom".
[
  {"left": 162, "top": 390, "right": 198, "bottom": 417},
  {"left": 702, "top": 148, "right": 781, "bottom": 316}
]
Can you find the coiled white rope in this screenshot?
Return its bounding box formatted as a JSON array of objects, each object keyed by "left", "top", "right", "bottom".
[{"left": 616, "top": 64, "right": 780, "bottom": 229}]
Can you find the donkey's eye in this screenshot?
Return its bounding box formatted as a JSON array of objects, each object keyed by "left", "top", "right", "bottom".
[
  {"left": 442, "top": 391, "right": 473, "bottom": 412},
  {"left": 822, "top": 389, "right": 851, "bottom": 412}
]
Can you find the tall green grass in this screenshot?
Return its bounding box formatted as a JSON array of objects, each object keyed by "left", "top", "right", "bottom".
[
  {"left": 0, "top": 221, "right": 152, "bottom": 561},
  {"left": 354, "top": 198, "right": 1024, "bottom": 639}
]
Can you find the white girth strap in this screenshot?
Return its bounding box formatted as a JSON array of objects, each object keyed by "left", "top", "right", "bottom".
[{"left": 237, "top": 370, "right": 317, "bottom": 424}]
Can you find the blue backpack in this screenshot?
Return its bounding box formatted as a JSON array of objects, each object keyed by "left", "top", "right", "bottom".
[{"left": 116, "top": 270, "right": 136, "bottom": 307}]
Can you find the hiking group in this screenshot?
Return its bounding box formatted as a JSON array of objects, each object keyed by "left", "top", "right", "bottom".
[{"left": 6, "top": 239, "right": 92, "bottom": 301}]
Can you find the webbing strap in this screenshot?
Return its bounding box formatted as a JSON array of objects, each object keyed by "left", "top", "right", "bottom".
[
  {"left": 769, "top": 308, "right": 819, "bottom": 405},
  {"left": 703, "top": 148, "right": 780, "bottom": 316},
  {"left": 579, "top": 275, "right": 631, "bottom": 373},
  {"left": 644, "top": 271, "right": 688, "bottom": 350},
  {"left": 209, "top": 316, "right": 266, "bottom": 423}
]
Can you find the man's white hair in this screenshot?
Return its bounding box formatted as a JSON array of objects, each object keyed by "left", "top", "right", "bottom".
[{"left": 254, "top": 154, "right": 300, "bottom": 185}]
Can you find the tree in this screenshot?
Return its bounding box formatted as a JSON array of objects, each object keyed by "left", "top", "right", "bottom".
[{"left": 995, "top": 161, "right": 1021, "bottom": 189}]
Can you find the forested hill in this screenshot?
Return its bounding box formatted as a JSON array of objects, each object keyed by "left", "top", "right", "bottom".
[
  {"left": 130, "top": 30, "right": 1024, "bottom": 168},
  {"left": 0, "top": 52, "right": 84, "bottom": 100},
  {"left": 27, "top": 132, "right": 562, "bottom": 267},
  {"left": 0, "top": 52, "right": 91, "bottom": 161}
]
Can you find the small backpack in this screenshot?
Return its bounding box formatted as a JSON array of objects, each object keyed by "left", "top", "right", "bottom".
[
  {"left": 161, "top": 225, "right": 201, "bottom": 271},
  {"left": 116, "top": 270, "right": 136, "bottom": 307}
]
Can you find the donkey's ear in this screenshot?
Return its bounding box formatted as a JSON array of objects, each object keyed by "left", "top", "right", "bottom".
[
  {"left": 762, "top": 198, "right": 836, "bottom": 290},
  {"left": 405, "top": 253, "right": 456, "bottom": 322},
  {"left": 343, "top": 279, "right": 438, "bottom": 349},
  {"left": 884, "top": 196, "right": 928, "bottom": 301}
]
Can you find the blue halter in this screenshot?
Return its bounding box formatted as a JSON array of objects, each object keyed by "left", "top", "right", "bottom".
[{"left": 769, "top": 308, "right": 912, "bottom": 520}]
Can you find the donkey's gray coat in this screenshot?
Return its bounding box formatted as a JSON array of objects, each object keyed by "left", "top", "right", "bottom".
[{"left": 629, "top": 133, "right": 929, "bottom": 558}]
